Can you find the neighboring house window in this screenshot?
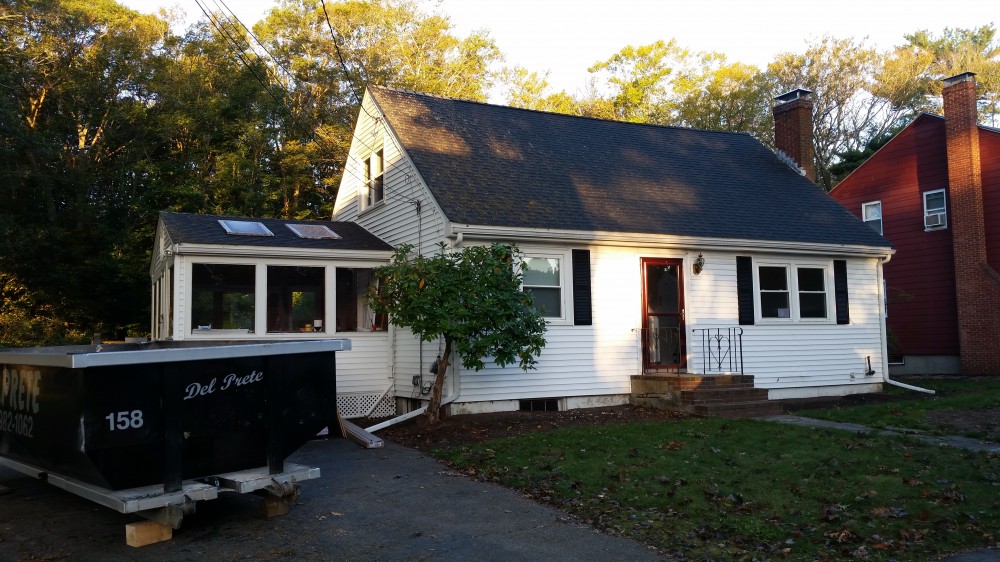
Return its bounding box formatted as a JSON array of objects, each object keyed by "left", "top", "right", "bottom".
[
  {"left": 191, "top": 263, "right": 255, "bottom": 332},
  {"left": 923, "top": 189, "right": 947, "bottom": 230},
  {"left": 363, "top": 149, "right": 384, "bottom": 209},
  {"left": 754, "top": 262, "right": 832, "bottom": 322},
  {"left": 267, "top": 266, "right": 325, "bottom": 333},
  {"left": 523, "top": 255, "right": 563, "bottom": 319},
  {"left": 862, "top": 201, "right": 882, "bottom": 235}
]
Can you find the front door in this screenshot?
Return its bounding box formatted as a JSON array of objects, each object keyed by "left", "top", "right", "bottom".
[{"left": 642, "top": 258, "right": 685, "bottom": 370}]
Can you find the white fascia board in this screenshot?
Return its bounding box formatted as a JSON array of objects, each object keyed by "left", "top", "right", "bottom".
[
  {"left": 446, "top": 224, "right": 895, "bottom": 258},
  {"left": 172, "top": 243, "right": 394, "bottom": 262}
]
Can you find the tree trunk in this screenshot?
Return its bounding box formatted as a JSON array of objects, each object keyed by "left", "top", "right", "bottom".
[{"left": 426, "top": 337, "right": 453, "bottom": 423}]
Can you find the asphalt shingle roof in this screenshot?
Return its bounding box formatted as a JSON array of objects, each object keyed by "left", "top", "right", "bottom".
[
  {"left": 159, "top": 211, "right": 393, "bottom": 252},
  {"left": 369, "top": 87, "right": 891, "bottom": 248}
]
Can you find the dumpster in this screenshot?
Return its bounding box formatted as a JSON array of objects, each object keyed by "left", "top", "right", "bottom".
[{"left": 0, "top": 339, "right": 348, "bottom": 491}]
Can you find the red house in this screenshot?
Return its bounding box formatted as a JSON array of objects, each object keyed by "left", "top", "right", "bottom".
[{"left": 830, "top": 72, "right": 1000, "bottom": 375}]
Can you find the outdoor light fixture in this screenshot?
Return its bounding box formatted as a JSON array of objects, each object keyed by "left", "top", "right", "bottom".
[{"left": 693, "top": 253, "right": 705, "bottom": 275}]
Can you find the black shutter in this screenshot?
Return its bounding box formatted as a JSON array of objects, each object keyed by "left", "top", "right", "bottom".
[
  {"left": 834, "top": 259, "right": 850, "bottom": 325},
  {"left": 572, "top": 249, "right": 592, "bottom": 326},
  {"left": 736, "top": 256, "right": 754, "bottom": 325}
]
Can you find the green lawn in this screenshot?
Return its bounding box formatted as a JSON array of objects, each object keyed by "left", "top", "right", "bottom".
[
  {"left": 435, "top": 417, "right": 999, "bottom": 560},
  {"left": 797, "top": 378, "right": 1000, "bottom": 437}
]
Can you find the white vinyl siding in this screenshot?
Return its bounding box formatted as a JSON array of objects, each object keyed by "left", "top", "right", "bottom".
[
  {"left": 390, "top": 246, "right": 887, "bottom": 406},
  {"left": 687, "top": 253, "right": 885, "bottom": 391},
  {"left": 333, "top": 93, "right": 448, "bottom": 256}
]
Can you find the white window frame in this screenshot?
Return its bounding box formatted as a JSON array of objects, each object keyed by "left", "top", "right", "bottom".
[
  {"left": 862, "top": 200, "right": 882, "bottom": 235},
  {"left": 753, "top": 260, "right": 834, "bottom": 324},
  {"left": 519, "top": 249, "right": 572, "bottom": 325},
  {"left": 361, "top": 147, "right": 385, "bottom": 212},
  {"left": 923, "top": 189, "right": 947, "bottom": 231}
]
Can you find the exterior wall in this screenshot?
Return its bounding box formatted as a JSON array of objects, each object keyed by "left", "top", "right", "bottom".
[
  {"left": 440, "top": 246, "right": 886, "bottom": 411},
  {"left": 830, "top": 116, "right": 960, "bottom": 361},
  {"left": 332, "top": 92, "right": 456, "bottom": 411},
  {"left": 687, "top": 252, "right": 886, "bottom": 391},
  {"left": 333, "top": 94, "right": 448, "bottom": 256}
]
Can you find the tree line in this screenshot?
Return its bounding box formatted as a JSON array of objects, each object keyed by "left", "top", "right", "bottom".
[{"left": 1, "top": 0, "right": 997, "bottom": 346}]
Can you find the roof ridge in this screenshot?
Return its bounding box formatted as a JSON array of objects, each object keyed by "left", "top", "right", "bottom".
[{"left": 368, "top": 85, "right": 754, "bottom": 139}]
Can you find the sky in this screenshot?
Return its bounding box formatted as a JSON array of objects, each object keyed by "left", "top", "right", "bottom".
[{"left": 121, "top": 0, "right": 995, "bottom": 97}]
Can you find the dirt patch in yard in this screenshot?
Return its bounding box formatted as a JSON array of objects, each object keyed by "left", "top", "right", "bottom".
[
  {"left": 374, "top": 384, "right": 1000, "bottom": 450},
  {"left": 374, "top": 405, "right": 688, "bottom": 451},
  {"left": 924, "top": 406, "right": 1000, "bottom": 440}
]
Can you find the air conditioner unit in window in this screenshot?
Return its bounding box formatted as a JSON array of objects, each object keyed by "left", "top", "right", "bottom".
[{"left": 925, "top": 212, "right": 946, "bottom": 228}]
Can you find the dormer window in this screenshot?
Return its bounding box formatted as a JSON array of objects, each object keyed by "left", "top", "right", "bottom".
[
  {"left": 364, "top": 148, "right": 384, "bottom": 209},
  {"left": 923, "top": 189, "right": 947, "bottom": 230}
]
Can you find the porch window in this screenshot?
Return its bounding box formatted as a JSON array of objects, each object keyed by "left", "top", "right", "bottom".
[
  {"left": 363, "top": 149, "right": 384, "bottom": 209},
  {"left": 522, "top": 256, "right": 562, "bottom": 319},
  {"left": 923, "top": 189, "right": 947, "bottom": 230},
  {"left": 862, "top": 201, "right": 882, "bottom": 235},
  {"left": 336, "top": 268, "right": 386, "bottom": 331},
  {"left": 267, "top": 266, "right": 325, "bottom": 333},
  {"left": 191, "top": 264, "right": 255, "bottom": 331}
]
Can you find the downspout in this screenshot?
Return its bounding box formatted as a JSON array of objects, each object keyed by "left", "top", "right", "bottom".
[{"left": 876, "top": 254, "right": 935, "bottom": 395}]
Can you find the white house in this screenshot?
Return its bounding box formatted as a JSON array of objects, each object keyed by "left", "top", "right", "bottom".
[{"left": 330, "top": 86, "right": 895, "bottom": 416}]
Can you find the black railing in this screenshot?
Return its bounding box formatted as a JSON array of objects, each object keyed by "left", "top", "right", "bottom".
[{"left": 695, "top": 327, "right": 743, "bottom": 374}]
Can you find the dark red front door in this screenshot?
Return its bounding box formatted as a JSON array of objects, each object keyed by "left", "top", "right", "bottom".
[{"left": 642, "top": 258, "right": 685, "bottom": 370}]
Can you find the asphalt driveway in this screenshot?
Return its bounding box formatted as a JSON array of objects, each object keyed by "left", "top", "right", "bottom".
[{"left": 0, "top": 438, "right": 662, "bottom": 561}]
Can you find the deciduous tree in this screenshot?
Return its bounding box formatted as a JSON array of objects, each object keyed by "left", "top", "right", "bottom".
[{"left": 367, "top": 244, "right": 547, "bottom": 423}]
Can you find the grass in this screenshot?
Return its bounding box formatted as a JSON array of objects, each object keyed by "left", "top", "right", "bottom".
[
  {"left": 797, "top": 378, "right": 1000, "bottom": 437},
  {"left": 435, "top": 417, "right": 999, "bottom": 560}
]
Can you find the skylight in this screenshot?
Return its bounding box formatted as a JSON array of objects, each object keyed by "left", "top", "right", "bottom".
[
  {"left": 218, "top": 220, "right": 274, "bottom": 236},
  {"left": 286, "top": 223, "right": 341, "bottom": 240}
]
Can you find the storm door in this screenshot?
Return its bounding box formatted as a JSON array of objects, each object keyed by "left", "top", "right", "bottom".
[{"left": 642, "top": 258, "right": 685, "bottom": 370}]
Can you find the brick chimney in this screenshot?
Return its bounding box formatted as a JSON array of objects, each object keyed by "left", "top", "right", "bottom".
[
  {"left": 942, "top": 71, "right": 1000, "bottom": 374},
  {"left": 773, "top": 88, "right": 815, "bottom": 182}
]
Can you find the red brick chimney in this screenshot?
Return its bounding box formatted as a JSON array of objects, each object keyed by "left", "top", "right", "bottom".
[
  {"left": 942, "top": 71, "right": 1000, "bottom": 374},
  {"left": 773, "top": 88, "right": 815, "bottom": 183}
]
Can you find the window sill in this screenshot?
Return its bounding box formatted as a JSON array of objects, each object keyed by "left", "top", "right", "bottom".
[
  {"left": 359, "top": 200, "right": 386, "bottom": 216},
  {"left": 755, "top": 318, "right": 834, "bottom": 325}
]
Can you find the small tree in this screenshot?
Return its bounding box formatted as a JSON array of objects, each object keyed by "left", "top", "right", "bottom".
[{"left": 367, "top": 243, "right": 547, "bottom": 423}]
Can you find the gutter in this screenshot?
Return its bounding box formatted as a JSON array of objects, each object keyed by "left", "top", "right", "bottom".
[{"left": 447, "top": 224, "right": 895, "bottom": 258}]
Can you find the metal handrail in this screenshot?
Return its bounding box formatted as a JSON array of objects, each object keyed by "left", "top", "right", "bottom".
[{"left": 695, "top": 327, "right": 743, "bottom": 374}]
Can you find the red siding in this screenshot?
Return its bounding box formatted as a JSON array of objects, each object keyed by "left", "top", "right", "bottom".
[
  {"left": 831, "top": 115, "right": 958, "bottom": 356},
  {"left": 983, "top": 130, "right": 1000, "bottom": 268}
]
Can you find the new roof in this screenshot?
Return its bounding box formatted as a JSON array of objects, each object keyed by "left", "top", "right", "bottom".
[
  {"left": 369, "top": 87, "right": 891, "bottom": 248},
  {"left": 159, "top": 211, "right": 393, "bottom": 252}
]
